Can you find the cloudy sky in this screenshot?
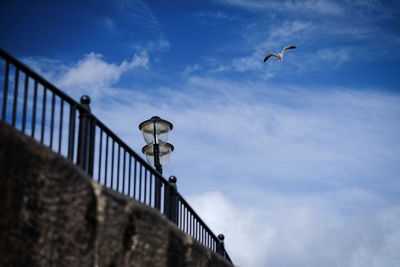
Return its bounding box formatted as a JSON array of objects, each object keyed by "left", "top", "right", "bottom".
[{"left": 1, "top": 0, "right": 400, "bottom": 266}]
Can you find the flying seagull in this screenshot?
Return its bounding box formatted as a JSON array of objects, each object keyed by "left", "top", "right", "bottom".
[{"left": 264, "top": 45, "right": 296, "bottom": 62}]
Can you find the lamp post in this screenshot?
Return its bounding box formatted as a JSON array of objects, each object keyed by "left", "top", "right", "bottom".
[{"left": 139, "top": 116, "right": 174, "bottom": 209}]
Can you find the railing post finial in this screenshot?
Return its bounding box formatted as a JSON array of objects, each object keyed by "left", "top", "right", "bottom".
[
  {"left": 169, "top": 175, "right": 177, "bottom": 189},
  {"left": 80, "top": 95, "right": 91, "bottom": 110}
]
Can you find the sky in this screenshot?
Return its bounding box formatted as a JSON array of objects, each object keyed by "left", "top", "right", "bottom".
[{"left": 1, "top": 0, "right": 400, "bottom": 266}]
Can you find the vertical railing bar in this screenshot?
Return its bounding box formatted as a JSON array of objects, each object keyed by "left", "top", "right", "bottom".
[
  {"left": 11, "top": 68, "right": 19, "bottom": 127},
  {"left": 183, "top": 206, "right": 186, "bottom": 233},
  {"left": 201, "top": 225, "right": 203, "bottom": 244},
  {"left": 191, "top": 214, "right": 193, "bottom": 236},
  {"left": 200, "top": 225, "right": 202, "bottom": 244},
  {"left": 128, "top": 156, "right": 132, "bottom": 197},
  {"left": 98, "top": 128, "right": 103, "bottom": 182},
  {"left": 139, "top": 164, "right": 142, "bottom": 201},
  {"left": 185, "top": 207, "right": 188, "bottom": 233},
  {"left": 199, "top": 225, "right": 201, "bottom": 244},
  {"left": 104, "top": 135, "right": 109, "bottom": 186},
  {"left": 200, "top": 224, "right": 204, "bottom": 244},
  {"left": 189, "top": 213, "right": 192, "bottom": 235},
  {"left": 122, "top": 150, "right": 126, "bottom": 194},
  {"left": 67, "top": 103, "right": 76, "bottom": 160},
  {"left": 213, "top": 236, "right": 215, "bottom": 251},
  {"left": 200, "top": 223, "right": 204, "bottom": 244},
  {"left": 180, "top": 202, "right": 183, "bottom": 229},
  {"left": 205, "top": 228, "right": 207, "bottom": 247},
  {"left": 200, "top": 226, "right": 203, "bottom": 244},
  {"left": 21, "top": 74, "right": 29, "bottom": 133},
  {"left": 49, "top": 93, "right": 55, "bottom": 148},
  {"left": 203, "top": 226, "right": 205, "bottom": 245},
  {"left": 183, "top": 206, "right": 187, "bottom": 233},
  {"left": 177, "top": 201, "right": 180, "bottom": 227},
  {"left": 116, "top": 144, "right": 120, "bottom": 191},
  {"left": 149, "top": 173, "right": 153, "bottom": 206},
  {"left": 181, "top": 202, "right": 184, "bottom": 229},
  {"left": 88, "top": 118, "right": 96, "bottom": 177},
  {"left": 189, "top": 211, "right": 191, "bottom": 235},
  {"left": 58, "top": 97, "right": 64, "bottom": 154},
  {"left": 111, "top": 140, "right": 115, "bottom": 189},
  {"left": 133, "top": 159, "right": 137, "bottom": 199},
  {"left": 31, "top": 80, "right": 38, "bottom": 138},
  {"left": 40, "top": 87, "right": 47, "bottom": 144},
  {"left": 144, "top": 170, "right": 147, "bottom": 204},
  {"left": 58, "top": 99, "right": 64, "bottom": 153},
  {"left": 1, "top": 61, "right": 9, "bottom": 120}
]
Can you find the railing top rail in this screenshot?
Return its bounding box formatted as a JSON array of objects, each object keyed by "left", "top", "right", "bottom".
[
  {"left": 0, "top": 47, "right": 167, "bottom": 185},
  {"left": 0, "top": 48, "right": 77, "bottom": 106}
]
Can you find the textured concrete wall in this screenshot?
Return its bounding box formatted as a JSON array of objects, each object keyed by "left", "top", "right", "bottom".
[{"left": 0, "top": 122, "right": 233, "bottom": 267}]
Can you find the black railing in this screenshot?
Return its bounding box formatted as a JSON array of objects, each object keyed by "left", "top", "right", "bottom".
[{"left": 0, "top": 48, "right": 232, "bottom": 264}]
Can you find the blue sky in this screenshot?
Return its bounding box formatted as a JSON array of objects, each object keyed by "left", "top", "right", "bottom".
[{"left": 1, "top": 0, "right": 400, "bottom": 266}]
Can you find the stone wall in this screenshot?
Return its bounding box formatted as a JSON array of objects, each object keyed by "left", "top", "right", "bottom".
[{"left": 0, "top": 122, "right": 233, "bottom": 267}]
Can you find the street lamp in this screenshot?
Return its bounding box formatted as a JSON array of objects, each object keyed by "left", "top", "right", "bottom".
[
  {"left": 139, "top": 116, "right": 173, "bottom": 210},
  {"left": 139, "top": 116, "right": 174, "bottom": 174}
]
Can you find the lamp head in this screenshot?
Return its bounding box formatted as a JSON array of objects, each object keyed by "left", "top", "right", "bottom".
[{"left": 139, "top": 116, "right": 173, "bottom": 145}]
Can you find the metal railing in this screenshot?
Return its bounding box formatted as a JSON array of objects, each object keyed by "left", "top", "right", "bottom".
[{"left": 0, "top": 48, "right": 231, "bottom": 263}]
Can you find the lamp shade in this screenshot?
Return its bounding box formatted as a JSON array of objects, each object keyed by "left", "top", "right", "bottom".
[
  {"left": 139, "top": 116, "right": 173, "bottom": 145},
  {"left": 142, "top": 143, "right": 174, "bottom": 168}
]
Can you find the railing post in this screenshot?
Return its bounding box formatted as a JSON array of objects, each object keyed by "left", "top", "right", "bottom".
[
  {"left": 216, "top": 234, "right": 226, "bottom": 258},
  {"left": 77, "top": 95, "right": 95, "bottom": 175},
  {"left": 165, "top": 176, "right": 179, "bottom": 224}
]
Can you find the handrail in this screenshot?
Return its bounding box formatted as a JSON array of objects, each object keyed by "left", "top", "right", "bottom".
[{"left": 0, "top": 48, "right": 232, "bottom": 263}]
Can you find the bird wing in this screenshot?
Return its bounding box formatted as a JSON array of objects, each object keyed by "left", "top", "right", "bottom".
[
  {"left": 281, "top": 45, "right": 296, "bottom": 55},
  {"left": 264, "top": 53, "right": 280, "bottom": 62}
]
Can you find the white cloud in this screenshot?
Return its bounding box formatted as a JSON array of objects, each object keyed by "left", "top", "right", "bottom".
[
  {"left": 101, "top": 18, "right": 117, "bottom": 32},
  {"left": 284, "top": 0, "right": 343, "bottom": 15},
  {"left": 269, "top": 21, "right": 311, "bottom": 40},
  {"left": 88, "top": 75, "right": 400, "bottom": 197},
  {"left": 28, "top": 52, "right": 149, "bottom": 99},
  {"left": 58, "top": 53, "right": 146, "bottom": 89},
  {"left": 188, "top": 191, "right": 400, "bottom": 267},
  {"left": 191, "top": 10, "right": 229, "bottom": 20},
  {"left": 218, "top": 0, "right": 343, "bottom": 15},
  {"left": 182, "top": 64, "right": 202, "bottom": 75},
  {"left": 189, "top": 10, "right": 234, "bottom": 26}
]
